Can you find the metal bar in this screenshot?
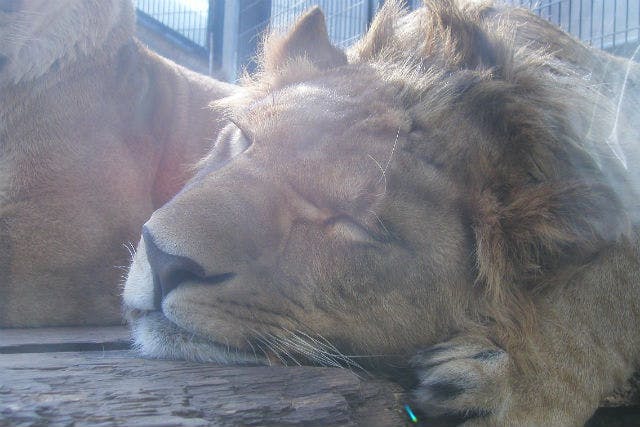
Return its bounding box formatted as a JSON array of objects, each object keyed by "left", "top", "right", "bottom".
[
  {"left": 624, "top": 0, "right": 629, "bottom": 44},
  {"left": 590, "top": 0, "right": 594, "bottom": 45},
  {"left": 558, "top": 0, "right": 562, "bottom": 28},
  {"left": 579, "top": 0, "right": 583, "bottom": 40},
  {"left": 614, "top": 0, "right": 617, "bottom": 48}
]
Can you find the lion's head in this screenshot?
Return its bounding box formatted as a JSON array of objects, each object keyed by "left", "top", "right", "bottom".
[{"left": 124, "top": 0, "right": 637, "bottom": 376}]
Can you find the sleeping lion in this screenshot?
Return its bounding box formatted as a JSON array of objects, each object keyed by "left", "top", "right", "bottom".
[
  {"left": 0, "top": 0, "right": 235, "bottom": 326},
  {"left": 124, "top": 0, "right": 640, "bottom": 425}
]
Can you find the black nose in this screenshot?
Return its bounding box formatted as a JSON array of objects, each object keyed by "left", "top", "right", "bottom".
[{"left": 142, "top": 226, "right": 206, "bottom": 310}]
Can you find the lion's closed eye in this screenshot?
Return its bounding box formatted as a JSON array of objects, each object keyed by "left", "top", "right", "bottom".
[
  {"left": 219, "top": 122, "right": 252, "bottom": 160},
  {"left": 324, "top": 216, "right": 376, "bottom": 243},
  {"left": 194, "top": 123, "right": 252, "bottom": 178}
]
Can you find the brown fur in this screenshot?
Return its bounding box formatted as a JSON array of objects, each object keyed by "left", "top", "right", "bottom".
[
  {"left": 124, "top": 1, "right": 640, "bottom": 424},
  {"left": 0, "top": 0, "right": 236, "bottom": 326}
]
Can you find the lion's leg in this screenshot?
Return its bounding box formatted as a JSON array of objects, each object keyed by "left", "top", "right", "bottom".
[
  {"left": 411, "top": 241, "right": 640, "bottom": 426},
  {"left": 410, "top": 333, "right": 597, "bottom": 426},
  {"left": 410, "top": 335, "right": 509, "bottom": 419},
  {"left": 410, "top": 335, "right": 520, "bottom": 425},
  {"left": 412, "top": 321, "right": 637, "bottom": 425}
]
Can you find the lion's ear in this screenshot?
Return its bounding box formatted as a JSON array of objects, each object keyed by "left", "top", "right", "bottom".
[{"left": 263, "top": 7, "right": 347, "bottom": 71}]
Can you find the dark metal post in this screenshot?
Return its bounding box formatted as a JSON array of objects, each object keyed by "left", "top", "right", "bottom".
[{"left": 207, "top": 0, "right": 226, "bottom": 76}]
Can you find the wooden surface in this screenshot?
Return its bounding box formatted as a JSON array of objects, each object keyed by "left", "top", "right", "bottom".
[
  {"left": 0, "top": 327, "right": 638, "bottom": 427},
  {"left": 0, "top": 351, "right": 407, "bottom": 426},
  {"left": 0, "top": 327, "right": 410, "bottom": 426},
  {"left": 0, "top": 326, "right": 130, "bottom": 354}
]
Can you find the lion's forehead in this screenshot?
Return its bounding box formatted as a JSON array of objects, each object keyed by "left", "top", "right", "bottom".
[
  {"left": 241, "top": 81, "right": 402, "bottom": 156},
  {"left": 210, "top": 77, "right": 417, "bottom": 215},
  {"left": 245, "top": 83, "right": 349, "bottom": 126}
]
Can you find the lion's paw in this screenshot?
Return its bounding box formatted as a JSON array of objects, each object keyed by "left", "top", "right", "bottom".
[{"left": 410, "top": 338, "right": 510, "bottom": 420}]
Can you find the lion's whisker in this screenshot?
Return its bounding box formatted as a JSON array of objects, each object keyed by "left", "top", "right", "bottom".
[
  {"left": 122, "top": 241, "right": 136, "bottom": 261},
  {"left": 267, "top": 334, "right": 302, "bottom": 366},
  {"left": 281, "top": 332, "right": 338, "bottom": 368},
  {"left": 291, "top": 329, "right": 369, "bottom": 376},
  {"left": 278, "top": 328, "right": 341, "bottom": 368},
  {"left": 367, "top": 153, "right": 387, "bottom": 195},
  {"left": 382, "top": 126, "right": 400, "bottom": 176},
  {"left": 369, "top": 210, "right": 390, "bottom": 236},
  {"left": 245, "top": 338, "right": 260, "bottom": 363},
  {"left": 253, "top": 342, "right": 272, "bottom": 367},
  {"left": 252, "top": 331, "right": 289, "bottom": 366}
]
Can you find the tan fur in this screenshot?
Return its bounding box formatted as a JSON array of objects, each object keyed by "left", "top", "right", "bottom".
[
  {"left": 0, "top": 0, "right": 236, "bottom": 327},
  {"left": 124, "top": 1, "right": 640, "bottom": 424}
]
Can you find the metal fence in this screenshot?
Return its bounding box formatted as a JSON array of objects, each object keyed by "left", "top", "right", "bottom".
[
  {"left": 134, "top": 0, "right": 209, "bottom": 48},
  {"left": 503, "top": 0, "right": 640, "bottom": 50},
  {"left": 225, "top": 0, "right": 378, "bottom": 77},
  {"left": 250, "top": 0, "right": 640, "bottom": 52},
  {"left": 134, "top": 0, "right": 640, "bottom": 80},
  {"left": 268, "top": 0, "right": 372, "bottom": 48}
]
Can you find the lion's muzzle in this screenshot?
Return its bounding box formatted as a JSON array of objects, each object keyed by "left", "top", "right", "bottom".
[{"left": 142, "top": 225, "right": 234, "bottom": 310}]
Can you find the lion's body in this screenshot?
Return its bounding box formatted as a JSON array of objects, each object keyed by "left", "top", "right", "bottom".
[
  {"left": 0, "top": 0, "right": 235, "bottom": 326},
  {"left": 123, "top": 1, "right": 640, "bottom": 425}
]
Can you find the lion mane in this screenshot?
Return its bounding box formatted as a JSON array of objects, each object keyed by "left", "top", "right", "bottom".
[{"left": 248, "top": 0, "right": 639, "bottom": 343}]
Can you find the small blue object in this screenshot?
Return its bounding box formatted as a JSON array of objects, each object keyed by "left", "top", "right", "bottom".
[{"left": 404, "top": 404, "right": 418, "bottom": 423}]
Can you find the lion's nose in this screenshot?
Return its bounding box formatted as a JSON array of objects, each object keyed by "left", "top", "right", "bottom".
[{"left": 142, "top": 226, "right": 206, "bottom": 310}]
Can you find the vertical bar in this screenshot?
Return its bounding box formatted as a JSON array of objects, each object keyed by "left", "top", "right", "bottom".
[
  {"left": 170, "top": 0, "right": 174, "bottom": 33},
  {"left": 337, "top": 1, "right": 343, "bottom": 45},
  {"left": 558, "top": 0, "right": 562, "bottom": 28},
  {"left": 601, "top": 0, "right": 605, "bottom": 49},
  {"left": 188, "top": 7, "right": 192, "bottom": 43},
  {"left": 589, "top": 0, "right": 594, "bottom": 45},
  {"left": 175, "top": 0, "right": 179, "bottom": 33},
  {"left": 367, "top": 0, "right": 375, "bottom": 29},
  {"left": 339, "top": 0, "right": 344, "bottom": 45},
  {"left": 624, "top": 0, "right": 629, "bottom": 44},
  {"left": 613, "top": 0, "right": 617, "bottom": 48},
  {"left": 568, "top": 0, "right": 572, "bottom": 33},
  {"left": 176, "top": 2, "right": 180, "bottom": 37},
  {"left": 578, "top": 0, "right": 583, "bottom": 40},
  {"left": 208, "top": 0, "right": 215, "bottom": 75},
  {"left": 162, "top": 0, "right": 166, "bottom": 30}
]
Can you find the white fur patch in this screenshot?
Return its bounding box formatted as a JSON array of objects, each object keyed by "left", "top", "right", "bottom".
[
  {"left": 130, "top": 312, "right": 264, "bottom": 364},
  {"left": 122, "top": 236, "right": 155, "bottom": 310}
]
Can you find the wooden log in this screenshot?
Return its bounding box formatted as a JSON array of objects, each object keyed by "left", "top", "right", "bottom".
[
  {"left": 0, "top": 327, "right": 638, "bottom": 426},
  {"left": 0, "top": 350, "right": 408, "bottom": 426},
  {"left": 0, "top": 326, "right": 130, "bottom": 354}
]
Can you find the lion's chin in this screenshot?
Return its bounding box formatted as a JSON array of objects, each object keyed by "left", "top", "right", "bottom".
[{"left": 126, "top": 310, "right": 266, "bottom": 365}]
